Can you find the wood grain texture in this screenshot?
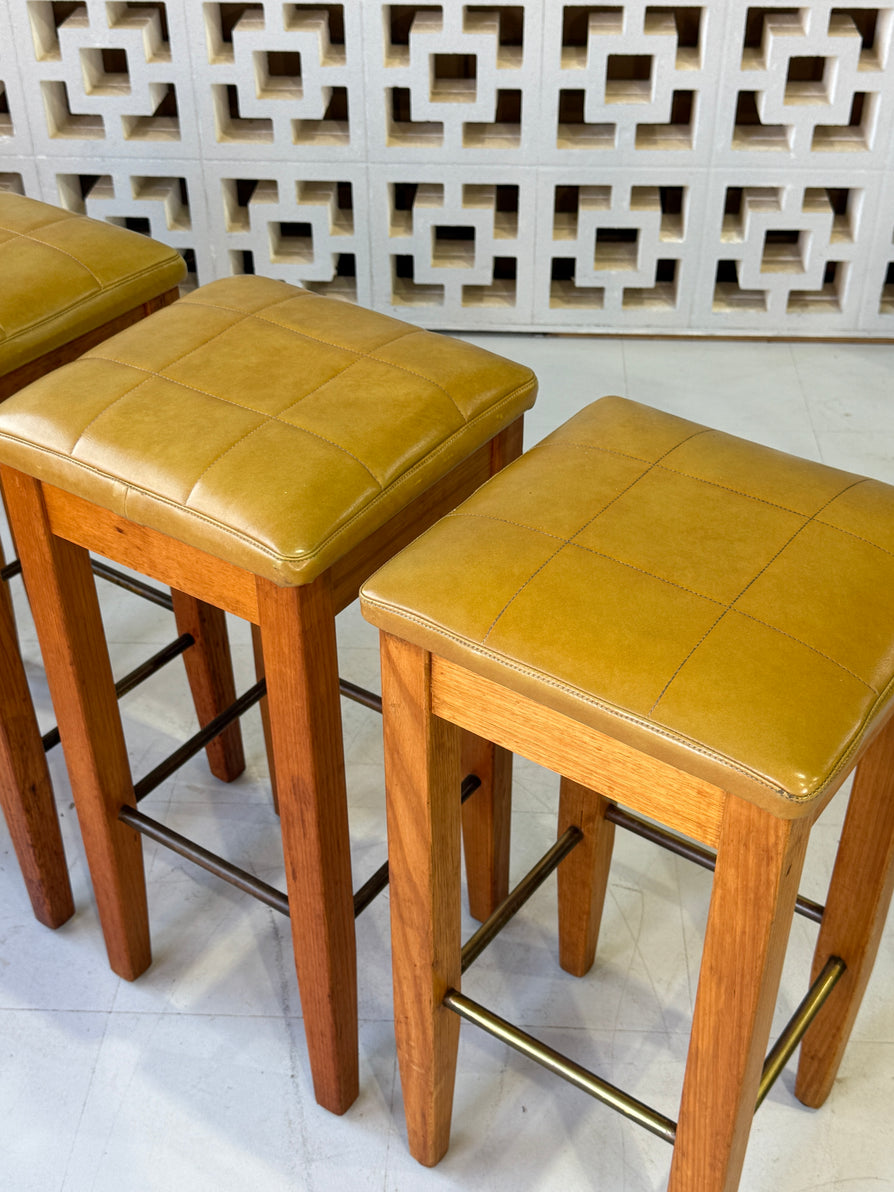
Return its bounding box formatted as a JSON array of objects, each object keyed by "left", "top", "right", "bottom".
[
  {"left": 256, "top": 574, "right": 358, "bottom": 1115},
  {"left": 0, "top": 570, "right": 74, "bottom": 927},
  {"left": 460, "top": 733, "right": 512, "bottom": 921},
  {"left": 431, "top": 656, "right": 727, "bottom": 848},
  {"left": 795, "top": 713, "right": 894, "bottom": 1107},
  {"left": 43, "top": 485, "right": 259, "bottom": 622},
  {"left": 381, "top": 631, "right": 463, "bottom": 1166},
  {"left": 170, "top": 589, "right": 245, "bottom": 783},
  {"left": 2, "top": 466, "right": 150, "bottom": 978},
  {"left": 669, "top": 798, "right": 809, "bottom": 1192},
  {"left": 557, "top": 778, "right": 615, "bottom": 977}
]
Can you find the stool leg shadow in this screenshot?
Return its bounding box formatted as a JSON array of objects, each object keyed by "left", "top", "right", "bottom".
[
  {"left": 0, "top": 575, "right": 74, "bottom": 928},
  {"left": 669, "top": 799, "right": 810, "bottom": 1192},
  {"left": 795, "top": 715, "right": 894, "bottom": 1107}
]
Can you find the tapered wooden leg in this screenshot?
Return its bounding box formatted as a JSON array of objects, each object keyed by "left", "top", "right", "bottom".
[
  {"left": 250, "top": 622, "right": 279, "bottom": 813},
  {"left": 256, "top": 574, "right": 358, "bottom": 1115},
  {"left": 170, "top": 589, "right": 245, "bottom": 782},
  {"left": 557, "top": 778, "right": 615, "bottom": 977},
  {"left": 2, "top": 466, "right": 150, "bottom": 979},
  {"left": 461, "top": 733, "right": 511, "bottom": 921},
  {"left": 669, "top": 798, "right": 809, "bottom": 1192},
  {"left": 381, "top": 632, "right": 463, "bottom": 1166},
  {"left": 0, "top": 575, "right": 74, "bottom": 927},
  {"left": 795, "top": 718, "right": 894, "bottom": 1108}
]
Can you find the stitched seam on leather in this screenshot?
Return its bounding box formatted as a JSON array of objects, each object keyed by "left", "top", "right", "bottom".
[
  {"left": 814, "top": 518, "right": 894, "bottom": 560},
  {"left": 0, "top": 257, "right": 180, "bottom": 346},
  {"left": 188, "top": 297, "right": 466, "bottom": 416},
  {"left": 361, "top": 596, "right": 795, "bottom": 799},
  {"left": 1, "top": 220, "right": 105, "bottom": 287},
  {"left": 731, "top": 608, "right": 877, "bottom": 691},
  {"left": 552, "top": 438, "right": 850, "bottom": 520},
  {"left": 649, "top": 477, "right": 871, "bottom": 715},
  {"left": 0, "top": 379, "right": 536, "bottom": 568},
  {"left": 480, "top": 427, "right": 712, "bottom": 644},
  {"left": 447, "top": 510, "right": 727, "bottom": 606}
]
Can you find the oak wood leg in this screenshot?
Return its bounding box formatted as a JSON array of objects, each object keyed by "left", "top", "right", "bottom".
[
  {"left": 170, "top": 589, "right": 245, "bottom": 783},
  {"left": 381, "top": 633, "right": 463, "bottom": 1166},
  {"left": 256, "top": 575, "right": 358, "bottom": 1115},
  {"left": 461, "top": 733, "right": 511, "bottom": 921},
  {"left": 0, "top": 576, "right": 74, "bottom": 927},
  {"left": 557, "top": 778, "right": 615, "bottom": 978},
  {"left": 1, "top": 467, "right": 150, "bottom": 979},
  {"left": 795, "top": 717, "right": 894, "bottom": 1108},
  {"left": 250, "top": 622, "right": 279, "bottom": 814},
  {"left": 669, "top": 798, "right": 809, "bottom": 1192}
]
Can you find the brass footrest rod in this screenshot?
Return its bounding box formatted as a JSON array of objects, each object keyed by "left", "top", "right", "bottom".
[
  {"left": 445, "top": 990, "right": 677, "bottom": 1144},
  {"left": 461, "top": 826, "right": 583, "bottom": 973},
  {"left": 119, "top": 805, "right": 291, "bottom": 915},
  {"left": 41, "top": 633, "right": 196, "bottom": 752},
  {"left": 338, "top": 678, "right": 382, "bottom": 713},
  {"left": 133, "top": 679, "right": 266, "bottom": 802},
  {"left": 90, "top": 558, "right": 174, "bottom": 610},
  {"left": 756, "top": 955, "right": 847, "bottom": 1110},
  {"left": 605, "top": 804, "right": 825, "bottom": 925}
]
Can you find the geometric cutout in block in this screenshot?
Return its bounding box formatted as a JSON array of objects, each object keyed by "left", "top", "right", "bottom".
[
  {"left": 304, "top": 252, "right": 357, "bottom": 302},
  {"left": 630, "top": 185, "right": 685, "bottom": 240},
  {"left": 80, "top": 46, "right": 131, "bottom": 96},
  {"left": 0, "top": 81, "right": 12, "bottom": 136},
  {"left": 28, "top": 0, "right": 89, "bottom": 61},
  {"left": 787, "top": 259, "right": 844, "bottom": 312},
  {"left": 298, "top": 179, "right": 354, "bottom": 235},
  {"left": 606, "top": 54, "right": 653, "bottom": 103},
  {"left": 761, "top": 228, "right": 806, "bottom": 273},
  {"left": 106, "top": 2, "right": 172, "bottom": 62},
  {"left": 54, "top": 172, "right": 115, "bottom": 213},
  {"left": 557, "top": 89, "right": 614, "bottom": 149},
  {"left": 389, "top": 181, "right": 444, "bottom": 235},
  {"left": 802, "top": 186, "right": 858, "bottom": 243},
  {"left": 130, "top": 176, "right": 191, "bottom": 230},
  {"left": 465, "top": 5, "right": 525, "bottom": 67},
  {"left": 594, "top": 227, "right": 638, "bottom": 271},
  {"left": 293, "top": 86, "right": 350, "bottom": 145},
  {"left": 432, "top": 223, "right": 475, "bottom": 268},
  {"left": 812, "top": 92, "right": 873, "bottom": 150},
  {"left": 635, "top": 90, "right": 695, "bottom": 149},
  {"left": 713, "top": 258, "right": 767, "bottom": 311},
  {"left": 388, "top": 87, "right": 444, "bottom": 146},
  {"left": 286, "top": 4, "right": 346, "bottom": 63},
  {"left": 41, "top": 80, "right": 105, "bottom": 138},
  {"left": 271, "top": 220, "right": 314, "bottom": 264},
  {"left": 431, "top": 53, "right": 476, "bottom": 101},
  {"left": 121, "top": 82, "right": 180, "bottom": 141},
  {"left": 463, "top": 183, "right": 519, "bottom": 238},
  {"left": 463, "top": 89, "right": 522, "bottom": 148},
  {"left": 0, "top": 173, "right": 26, "bottom": 195},
  {"left": 462, "top": 255, "right": 517, "bottom": 307},
  {"left": 879, "top": 261, "right": 894, "bottom": 314},
  {"left": 256, "top": 50, "right": 303, "bottom": 100},
  {"left": 624, "top": 257, "right": 678, "bottom": 309},
  {"left": 561, "top": 6, "right": 625, "bottom": 68},
  {"left": 204, "top": 3, "right": 265, "bottom": 66},
  {"left": 644, "top": 6, "right": 703, "bottom": 70},
  {"left": 222, "top": 177, "right": 278, "bottom": 233},
  {"left": 386, "top": 6, "right": 443, "bottom": 66},
  {"left": 392, "top": 253, "right": 445, "bottom": 306},
  {"left": 212, "top": 83, "right": 273, "bottom": 142},
  {"left": 785, "top": 56, "right": 829, "bottom": 104},
  {"left": 550, "top": 256, "right": 605, "bottom": 309},
  {"left": 732, "top": 91, "right": 788, "bottom": 150},
  {"left": 553, "top": 185, "right": 612, "bottom": 239}
]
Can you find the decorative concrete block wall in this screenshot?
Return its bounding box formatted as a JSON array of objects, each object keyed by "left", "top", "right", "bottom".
[{"left": 2, "top": 1, "right": 894, "bottom": 336}]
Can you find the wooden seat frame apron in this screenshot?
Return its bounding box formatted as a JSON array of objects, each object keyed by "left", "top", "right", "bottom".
[
  {"left": 1, "top": 287, "right": 245, "bottom": 932},
  {"left": 379, "top": 634, "right": 894, "bottom": 1191},
  {"left": 0, "top": 417, "right": 522, "bottom": 1115}
]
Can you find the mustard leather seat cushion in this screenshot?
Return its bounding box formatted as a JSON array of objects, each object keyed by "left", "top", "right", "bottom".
[
  {"left": 0, "top": 193, "right": 186, "bottom": 376},
  {"left": 0, "top": 275, "right": 537, "bottom": 586},
  {"left": 361, "top": 397, "right": 894, "bottom": 814}
]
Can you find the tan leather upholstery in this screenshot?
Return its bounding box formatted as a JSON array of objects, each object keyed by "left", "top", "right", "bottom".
[
  {"left": 0, "top": 193, "right": 186, "bottom": 376},
  {"left": 361, "top": 396, "right": 894, "bottom": 815},
  {"left": 0, "top": 275, "right": 537, "bottom": 585}
]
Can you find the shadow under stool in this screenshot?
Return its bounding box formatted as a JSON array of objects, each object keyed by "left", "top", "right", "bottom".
[
  {"left": 361, "top": 396, "right": 894, "bottom": 1191},
  {"left": 0, "top": 273, "right": 537, "bottom": 1114},
  {"left": 0, "top": 192, "right": 245, "bottom": 931}
]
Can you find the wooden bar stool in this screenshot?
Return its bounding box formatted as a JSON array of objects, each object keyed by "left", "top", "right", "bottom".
[
  {"left": 361, "top": 396, "right": 894, "bottom": 1191},
  {"left": 0, "top": 192, "right": 244, "bottom": 930},
  {"left": 0, "top": 273, "right": 536, "bottom": 1114}
]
